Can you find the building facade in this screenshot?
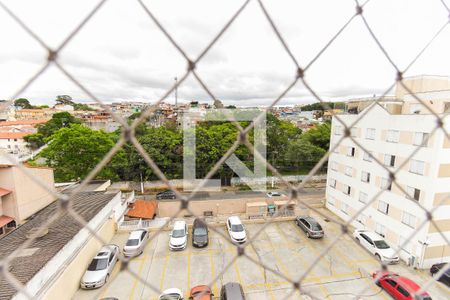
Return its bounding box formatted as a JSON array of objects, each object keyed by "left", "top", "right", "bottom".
[{"left": 326, "top": 76, "right": 450, "bottom": 269}]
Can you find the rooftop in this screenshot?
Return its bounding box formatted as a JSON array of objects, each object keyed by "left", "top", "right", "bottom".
[
  {"left": 0, "top": 132, "right": 30, "bottom": 139},
  {"left": 0, "top": 191, "right": 118, "bottom": 299}
]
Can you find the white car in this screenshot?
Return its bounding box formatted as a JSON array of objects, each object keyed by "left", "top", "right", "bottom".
[
  {"left": 80, "top": 244, "right": 119, "bottom": 289},
  {"left": 353, "top": 230, "right": 399, "bottom": 264},
  {"left": 169, "top": 220, "right": 188, "bottom": 251},
  {"left": 266, "top": 191, "right": 285, "bottom": 198},
  {"left": 159, "top": 288, "right": 184, "bottom": 300},
  {"left": 226, "top": 216, "right": 247, "bottom": 244},
  {"left": 123, "top": 229, "right": 149, "bottom": 257}
]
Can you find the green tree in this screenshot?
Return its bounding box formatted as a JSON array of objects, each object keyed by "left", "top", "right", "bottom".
[
  {"left": 266, "top": 114, "right": 302, "bottom": 166},
  {"left": 24, "top": 112, "right": 81, "bottom": 149},
  {"left": 55, "top": 95, "right": 74, "bottom": 105},
  {"left": 39, "top": 124, "right": 119, "bottom": 182},
  {"left": 14, "top": 98, "right": 33, "bottom": 109},
  {"left": 283, "top": 138, "right": 326, "bottom": 171},
  {"left": 72, "top": 103, "right": 95, "bottom": 111},
  {"left": 300, "top": 122, "right": 331, "bottom": 151}
]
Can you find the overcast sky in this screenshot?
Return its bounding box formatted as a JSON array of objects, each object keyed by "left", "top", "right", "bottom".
[{"left": 1, "top": 0, "right": 449, "bottom": 107}]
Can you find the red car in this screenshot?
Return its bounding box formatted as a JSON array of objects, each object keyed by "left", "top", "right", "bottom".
[
  {"left": 189, "top": 285, "right": 214, "bottom": 300},
  {"left": 372, "top": 271, "right": 432, "bottom": 300}
]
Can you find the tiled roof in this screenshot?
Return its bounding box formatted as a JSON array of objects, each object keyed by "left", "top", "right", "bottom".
[
  {"left": 126, "top": 200, "right": 157, "bottom": 219},
  {"left": 0, "top": 188, "right": 12, "bottom": 197},
  {"left": 0, "top": 120, "right": 47, "bottom": 127},
  {"left": 0, "top": 215, "right": 14, "bottom": 228},
  {"left": 0, "top": 191, "right": 118, "bottom": 299},
  {"left": 0, "top": 132, "right": 29, "bottom": 139}
]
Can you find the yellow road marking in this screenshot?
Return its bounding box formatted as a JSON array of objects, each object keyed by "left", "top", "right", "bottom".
[
  {"left": 159, "top": 252, "right": 170, "bottom": 291},
  {"left": 209, "top": 247, "right": 219, "bottom": 296},
  {"left": 275, "top": 223, "right": 330, "bottom": 298},
  {"left": 187, "top": 245, "right": 191, "bottom": 298},
  {"left": 128, "top": 251, "right": 148, "bottom": 300}
]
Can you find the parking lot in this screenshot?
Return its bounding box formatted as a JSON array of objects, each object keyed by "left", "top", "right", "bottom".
[{"left": 74, "top": 209, "right": 450, "bottom": 300}]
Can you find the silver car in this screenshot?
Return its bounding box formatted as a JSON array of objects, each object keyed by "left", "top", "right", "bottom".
[
  {"left": 123, "top": 229, "right": 149, "bottom": 257},
  {"left": 295, "top": 216, "right": 324, "bottom": 238},
  {"left": 80, "top": 244, "right": 119, "bottom": 289}
]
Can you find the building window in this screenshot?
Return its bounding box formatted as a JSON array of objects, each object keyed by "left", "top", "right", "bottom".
[
  {"left": 361, "top": 171, "right": 370, "bottom": 183},
  {"left": 413, "top": 132, "right": 429, "bottom": 147},
  {"left": 401, "top": 211, "right": 416, "bottom": 228},
  {"left": 350, "top": 128, "right": 358, "bottom": 137},
  {"left": 357, "top": 213, "right": 367, "bottom": 225},
  {"left": 341, "top": 203, "right": 349, "bottom": 214},
  {"left": 334, "top": 126, "right": 342, "bottom": 135},
  {"left": 384, "top": 154, "right": 396, "bottom": 167},
  {"left": 410, "top": 103, "right": 422, "bottom": 114},
  {"left": 366, "top": 128, "right": 376, "bottom": 140},
  {"left": 347, "top": 147, "right": 356, "bottom": 157},
  {"left": 406, "top": 186, "right": 420, "bottom": 201},
  {"left": 328, "top": 197, "right": 335, "bottom": 206},
  {"left": 381, "top": 177, "right": 392, "bottom": 191},
  {"left": 329, "top": 178, "right": 336, "bottom": 188},
  {"left": 14, "top": 138, "right": 17, "bottom": 142},
  {"left": 330, "top": 161, "right": 338, "bottom": 171},
  {"left": 377, "top": 200, "right": 389, "bottom": 214},
  {"left": 363, "top": 151, "right": 373, "bottom": 162},
  {"left": 343, "top": 185, "right": 351, "bottom": 196},
  {"left": 398, "top": 236, "right": 412, "bottom": 253},
  {"left": 386, "top": 130, "right": 400, "bottom": 143},
  {"left": 345, "top": 166, "right": 353, "bottom": 176},
  {"left": 409, "top": 159, "right": 425, "bottom": 175},
  {"left": 375, "top": 223, "right": 386, "bottom": 237},
  {"left": 359, "top": 192, "right": 368, "bottom": 204}
]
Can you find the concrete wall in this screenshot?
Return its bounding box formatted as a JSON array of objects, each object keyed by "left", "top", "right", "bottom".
[
  {"left": 12, "top": 166, "right": 55, "bottom": 223},
  {"left": 13, "top": 192, "right": 127, "bottom": 300},
  {"left": 39, "top": 219, "right": 115, "bottom": 300},
  {"left": 157, "top": 195, "right": 324, "bottom": 218}
]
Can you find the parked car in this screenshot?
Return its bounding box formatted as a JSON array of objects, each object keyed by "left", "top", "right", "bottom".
[
  {"left": 266, "top": 191, "right": 285, "bottom": 198},
  {"left": 169, "top": 220, "right": 188, "bottom": 251},
  {"left": 159, "top": 288, "right": 184, "bottom": 300},
  {"left": 430, "top": 262, "right": 450, "bottom": 287},
  {"left": 123, "top": 229, "right": 149, "bottom": 257},
  {"left": 353, "top": 229, "right": 399, "bottom": 264},
  {"left": 373, "top": 271, "right": 432, "bottom": 300},
  {"left": 295, "top": 216, "right": 324, "bottom": 238},
  {"left": 226, "top": 216, "right": 247, "bottom": 244},
  {"left": 189, "top": 285, "right": 213, "bottom": 300},
  {"left": 220, "top": 282, "right": 245, "bottom": 300},
  {"left": 192, "top": 218, "right": 209, "bottom": 248},
  {"left": 80, "top": 244, "right": 119, "bottom": 289},
  {"left": 156, "top": 190, "right": 177, "bottom": 200}
]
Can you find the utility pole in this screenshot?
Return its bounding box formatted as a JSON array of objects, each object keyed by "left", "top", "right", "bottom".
[{"left": 174, "top": 76, "right": 178, "bottom": 108}]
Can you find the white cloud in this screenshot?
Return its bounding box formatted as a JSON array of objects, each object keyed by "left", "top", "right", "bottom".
[{"left": 0, "top": 0, "right": 449, "bottom": 106}]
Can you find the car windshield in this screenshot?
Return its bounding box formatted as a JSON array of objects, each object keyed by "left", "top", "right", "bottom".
[
  {"left": 311, "top": 223, "right": 322, "bottom": 231},
  {"left": 374, "top": 240, "right": 390, "bottom": 249},
  {"left": 87, "top": 258, "right": 108, "bottom": 271},
  {"left": 194, "top": 227, "right": 207, "bottom": 236},
  {"left": 126, "top": 238, "right": 139, "bottom": 246},
  {"left": 271, "top": 192, "right": 281, "bottom": 196},
  {"left": 231, "top": 224, "right": 244, "bottom": 232},
  {"left": 172, "top": 229, "right": 185, "bottom": 238},
  {"left": 159, "top": 294, "right": 180, "bottom": 300}
]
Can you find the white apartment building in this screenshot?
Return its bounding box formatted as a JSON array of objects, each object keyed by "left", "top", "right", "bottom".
[{"left": 326, "top": 76, "right": 450, "bottom": 269}]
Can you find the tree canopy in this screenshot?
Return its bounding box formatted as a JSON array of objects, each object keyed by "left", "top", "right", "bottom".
[
  {"left": 14, "top": 98, "right": 33, "bottom": 109},
  {"left": 24, "top": 112, "right": 81, "bottom": 149},
  {"left": 30, "top": 113, "right": 331, "bottom": 182},
  {"left": 39, "top": 124, "right": 123, "bottom": 182},
  {"left": 301, "top": 102, "right": 345, "bottom": 111}
]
